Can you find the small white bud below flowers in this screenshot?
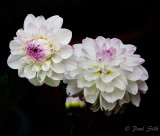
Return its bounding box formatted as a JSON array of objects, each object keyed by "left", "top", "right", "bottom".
[{"left": 65, "top": 96, "right": 86, "bottom": 109}]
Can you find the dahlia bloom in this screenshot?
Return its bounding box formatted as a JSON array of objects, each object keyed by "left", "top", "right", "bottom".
[
  {"left": 64, "top": 36, "right": 148, "bottom": 115},
  {"left": 7, "top": 14, "right": 77, "bottom": 86}
]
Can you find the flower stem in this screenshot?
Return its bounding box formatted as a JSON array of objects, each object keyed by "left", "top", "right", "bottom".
[
  {"left": 69, "top": 123, "right": 74, "bottom": 136},
  {"left": 81, "top": 113, "right": 95, "bottom": 136}
]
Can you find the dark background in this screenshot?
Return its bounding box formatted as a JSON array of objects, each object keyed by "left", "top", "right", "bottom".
[{"left": 0, "top": 0, "right": 160, "bottom": 136}]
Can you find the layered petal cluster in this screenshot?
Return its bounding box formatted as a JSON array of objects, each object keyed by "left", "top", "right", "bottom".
[
  {"left": 64, "top": 36, "right": 148, "bottom": 115},
  {"left": 7, "top": 14, "right": 77, "bottom": 86}
]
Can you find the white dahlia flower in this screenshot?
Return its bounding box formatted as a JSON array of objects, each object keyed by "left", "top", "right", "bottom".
[
  {"left": 7, "top": 14, "right": 77, "bottom": 87},
  {"left": 64, "top": 36, "right": 148, "bottom": 115}
]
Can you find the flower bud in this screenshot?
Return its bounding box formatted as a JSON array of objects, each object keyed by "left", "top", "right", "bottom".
[{"left": 65, "top": 96, "right": 86, "bottom": 109}]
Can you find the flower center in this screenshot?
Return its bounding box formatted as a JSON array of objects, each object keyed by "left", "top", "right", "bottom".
[
  {"left": 25, "top": 39, "right": 52, "bottom": 63},
  {"left": 26, "top": 43, "right": 45, "bottom": 61},
  {"left": 98, "top": 68, "right": 111, "bottom": 74},
  {"left": 100, "top": 64, "right": 109, "bottom": 73},
  {"left": 33, "top": 48, "right": 38, "bottom": 53},
  {"left": 97, "top": 47, "right": 116, "bottom": 62}
]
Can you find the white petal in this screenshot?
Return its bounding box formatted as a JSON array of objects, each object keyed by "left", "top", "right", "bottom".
[
  {"left": 28, "top": 77, "right": 43, "bottom": 86},
  {"left": 9, "top": 40, "right": 19, "bottom": 49},
  {"left": 42, "top": 60, "right": 51, "bottom": 71},
  {"left": 110, "top": 57, "right": 125, "bottom": 66},
  {"left": 46, "top": 69, "right": 52, "bottom": 77},
  {"left": 82, "top": 38, "right": 96, "bottom": 58},
  {"left": 26, "top": 23, "right": 38, "bottom": 33},
  {"left": 63, "top": 73, "right": 74, "bottom": 80},
  {"left": 90, "top": 99, "right": 100, "bottom": 112},
  {"left": 24, "top": 65, "right": 36, "bottom": 79},
  {"left": 82, "top": 48, "right": 89, "bottom": 56},
  {"left": 81, "top": 48, "right": 95, "bottom": 60},
  {"left": 138, "top": 65, "right": 149, "bottom": 81},
  {"left": 52, "top": 63, "right": 65, "bottom": 73},
  {"left": 130, "top": 93, "right": 141, "bottom": 107},
  {"left": 84, "top": 71, "right": 100, "bottom": 81},
  {"left": 19, "top": 56, "right": 30, "bottom": 64},
  {"left": 81, "top": 60, "right": 99, "bottom": 70},
  {"left": 125, "top": 44, "right": 137, "bottom": 54},
  {"left": 51, "top": 54, "right": 62, "bottom": 63},
  {"left": 110, "top": 38, "right": 122, "bottom": 49},
  {"left": 96, "top": 77, "right": 115, "bottom": 93},
  {"left": 112, "top": 104, "right": 121, "bottom": 114},
  {"left": 77, "top": 77, "right": 95, "bottom": 88},
  {"left": 137, "top": 80, "right": 148, "bottom": 94},
  {"left": 32, "top": 64, "right": 41, "bottom": 72},
  {"left": 118, "top": 92, "right": 130, "bottom": 107},
  {"left": 105, "top": 38, "right": 111, "bottom": 48},
  {"left": 120, "top": 63, "right": 133, "bottom": 72},
  {"left": 101, "top": 88, "right": 125, "bottom": 103},
  {"left": 127, "top": 67, "right": 143, "bottom": 81},
  {"left": 73, "top": 44, "right": 83, "bottom": 58},
  {"left": 46, "top": 15, "right": 63, "bottom": 29},
  {"left": 44, "top": 77, "right": 60, "bottom": 87},
  {"left": 100, "top": 94, "right": 116, "bottom": 111},
  {"left": 38, "top": 25, "right": 47, "bottom": 36},
  {"left": 113, "top": 75, "right": 127, "bottom": 90},
  {"left": 127, "top": 80, "right": 138, "bottom": 95},
  {"left": 103, "top": 110, "right": 112, "bottom": 116},
  {"left": 16, "top": 29, "right": 31, "bottom": 39},
  {"left": 13, "top": 37, "right": 23, "bottom": 42},
  {"left": 46, "top": 29, "right": 55, "bottom": 40},
  {"left": 103, "top": 83, "right": 114, "bottom": 93},
  {"left": 117, "top": 48, "right": 126, "bottom": 55},
  {"left": 62, "top": 55, "right": 78, "bottom": 71},
  {"left": 124, "top": 55, "right": 145, "bottom": 66},
  {"left": 9, "top": 40, "right": 24, "bottom": 55},
  {"left": 57, "top": 45, "right": 73, "bottom": 59},
  {"left": 66, "top": 80, "right": 82, "bottom": 96},
  {"left": 32, "top": 33, "right": 40, "bottom": 39},
  {"left": 18, "top": 64, "right": 26, "bottom": 77},
  {"left": 95, "top": 36, "right": 106, "bottom": 48},
  {"left": 35, "top": 16, "right": 45, "bottom": 28},
  {"left": 24, "top": 14, "right": 36, "bottom": 30},
  {"left": 53, "top": 43, "right": 62, "bottom": 51},
  {"left": 95, "top": 78, "right": 105, "bottom": 91},
  {"left": 37, "top": 70, "right": 46, "bottom": 83},
  {"left": 101, "top": 70, "right": 120, "bottom": 84},
  {"left": 53, "top": 29, "right": 72, "bottom": 44},
  {"left": 51, "top": 71, "right": 63, "bottom": 80},
  {"left": 84, "top": 85, "right": 99, "bottom": 104},
  {"left": 7, "top": 55, "right": 23, "bottom": 69},
  {"left": 69, "top": 67, "right": 84, "bottom": 78}
]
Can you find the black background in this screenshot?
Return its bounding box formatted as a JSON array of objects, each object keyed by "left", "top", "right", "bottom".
[{"left": 0, "top": 0, "right": 160, "bottom": 136}]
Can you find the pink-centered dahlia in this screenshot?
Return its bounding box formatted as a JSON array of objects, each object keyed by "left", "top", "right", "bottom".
[
  {"left": 7, "top": 14, "right": 77, "bottom": 86},
  {"left": 64, "top": 36, "right": 149, "bottom": 115}
]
